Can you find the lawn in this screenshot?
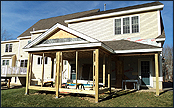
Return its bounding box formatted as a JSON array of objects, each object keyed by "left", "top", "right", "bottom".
[{"left": 1, "top": 87, "right": 173, "bottom": 107}]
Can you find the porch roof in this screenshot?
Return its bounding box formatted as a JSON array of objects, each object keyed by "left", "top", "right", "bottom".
[{"left": 1, "top": 54, "right": 15, "bottom": 59}]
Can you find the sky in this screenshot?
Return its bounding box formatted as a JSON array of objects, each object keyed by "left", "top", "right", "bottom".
[{"left": 1, "top": 1, "right": 173, "bottom": 46}]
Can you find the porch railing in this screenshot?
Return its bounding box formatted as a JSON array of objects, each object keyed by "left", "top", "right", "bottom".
[{"left": 1, "top": 66, "right": 27, "bottom": 76}]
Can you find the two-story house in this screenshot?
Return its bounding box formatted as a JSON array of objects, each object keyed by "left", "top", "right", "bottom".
[{"left": 1, "top": 1, "right": 165, "bottom": 103}]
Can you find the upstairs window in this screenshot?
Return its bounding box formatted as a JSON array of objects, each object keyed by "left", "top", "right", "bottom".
[
  {"left": 37, "top": 57, "right": 48, "bottom": 65},
  {"left": 20, "top": 60, "right": 28, "bottom": 67},
  {"left": 2, "top": 60, "right": 9, "bottom": 65},
  {"left": 114, "top": 15, "right": 139, "bottom": 35},
  {"left": 5, "top": 44, "right": 12, "bottom": 52}
]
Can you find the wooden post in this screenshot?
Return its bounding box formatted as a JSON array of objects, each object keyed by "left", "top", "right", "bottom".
[
  {"left": 103, "top": 54, "right": 106, "bottom": 87},
  {"left": 95, "top": 49, "right": 99, "bottom": 103},
  {"left": 41, "top": 53, "right": 45, "bottom": 87},
  {"left": 7, "top": 78, "right": 11, "bottom": 89},
  {"left": 51, "top": 58, "right": 54, "bottom": 78},
  {"left": 56, "top": 52, "right": 61, "bottom": 98},
  {"left": 155, "top": 53, "right": 159, "bottom": 96},
  {"left": 76, "top": 51, "right": 78, "bottom": 89},
  {"left": 59, "top": 52, "right": 62, "bottom": 88},
  {"left": 108, "top": 55, "right": 111, "bottom": 93},
  {"left": 28, "top": 54, "right": 33, "bottom": 86},
  {"left": 25, "top": 53, "right": 31, "bottom": 95},
  {"left": 93, "top": 50, "right": 95, "bottom": 90}
]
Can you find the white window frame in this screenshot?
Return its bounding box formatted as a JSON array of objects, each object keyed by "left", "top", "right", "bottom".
[
  {"left": 2, "top": 59, "right": 10, "bottom": 65},
  {"left": 20, "top": 59, "right": 28, "bottom": 67},
  {"left": 114, "top": 15, "right": 140, "bottom": 35},
  {"left": 37, "top": 56, "right": 48, "bottom": 65},
  {"left": 5, "top": 44, "right": 13, "bottom": 52}
]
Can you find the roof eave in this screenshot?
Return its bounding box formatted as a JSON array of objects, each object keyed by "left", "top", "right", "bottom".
[{"left": 65, "top": 4, "right": 164, "bottom": 23}]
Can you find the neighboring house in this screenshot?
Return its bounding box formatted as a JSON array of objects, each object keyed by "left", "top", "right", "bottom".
[{"left": 1, "top": 1, "right": 165, "bottom": 103}]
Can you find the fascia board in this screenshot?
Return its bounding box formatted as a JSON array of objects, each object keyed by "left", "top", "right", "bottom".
[
  {"left": 24, "top": 42, "right": 102, "bottom": 52},
  {"left": 17, "top": 36, "right": 31, "bottom": 40},
  {"left": 156, "top": 38, "right": 165, "bottom": 42},
  {"left": 24, "top": 23, "right": 98, "bottom": 49},
  {"left": 1, "top": 40, "right": 19, "bottom": 43},
  {"left": 114, "top": 48, "right": 162, "bottom": 53},
  {"left": 65, "top": 5, "right": 164, "bottom": 23}
]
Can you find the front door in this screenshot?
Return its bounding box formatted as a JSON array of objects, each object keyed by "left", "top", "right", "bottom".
[{"left": 141, "top": 61, "right": 150, "bottom": 85}]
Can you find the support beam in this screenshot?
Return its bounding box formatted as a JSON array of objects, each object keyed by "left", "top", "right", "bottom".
[
  {"left": 29, "top": 54, "right": 33, "bottom": 86},
  {"left": 155, "top": 53, "right": 159, "bottom": 96},
  {"left": 51, "top": 58, "right": 54, "bottom": 78},
  {"left": 95, "top": 49, "right": 99, "bottom": 103},
  {"left": 41, "top": 53, "right": 45, "bottom": 87},
  {"left": 103, "top": 54, "right": 106, "bottom": 87},
  {"left": 76, "top": 51, "right": 78, "bottom": 89},
  {"left": 93, "top": 50, "right": 95, "bottom": 90},
  {"left": 56, "top": 52, "right": 61, "bottom": 98},
  {"left": 108, "top": 55, "right": 111, "bottom": 93},
  {"left": 25, "top": 53, "right": 31, "bottom": 95},
  {"left": 59, "top": 52, "right": 63, "bottom": 88}
]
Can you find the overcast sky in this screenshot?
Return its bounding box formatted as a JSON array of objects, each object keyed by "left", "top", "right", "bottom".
[{"left": 1, "top": 1, "right": 173, "bottom": 46}]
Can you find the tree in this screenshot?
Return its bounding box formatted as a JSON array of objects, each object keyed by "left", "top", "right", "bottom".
[
  {"left": 1, "top": 28, "right": 13, "bottom": 41},
  {"left": 162, "top": 44, "right": 173, "bottom": 82}
]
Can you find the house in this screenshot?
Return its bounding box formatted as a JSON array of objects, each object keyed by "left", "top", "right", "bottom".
[{"left": 1, "top": 1, "right": 165, "bottom": 103}]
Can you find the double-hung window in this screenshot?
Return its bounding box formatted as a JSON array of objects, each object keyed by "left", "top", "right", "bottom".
[
  {"left": 5, "top": 44, "right": 12, "bottom": 52},
  {"left": 20, "top": 60, "right": 28, "bottom": 67},
  {"left": 2, "top": 60, "right": 9, "bottom": 65},
  {"left": 115, "top": 15, "right": 139, "bottom": 35},
  {"left": 37, "top": 57, "right": 48, "bottom": 65}
]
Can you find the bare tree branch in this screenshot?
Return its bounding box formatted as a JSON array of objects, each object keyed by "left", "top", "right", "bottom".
[{"left": 1, "top": 27, "right": 13, "bottom": 41}]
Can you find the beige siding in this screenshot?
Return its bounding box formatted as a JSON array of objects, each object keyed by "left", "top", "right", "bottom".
[
  {"left": 69, "top": 11, "right": 158, "bottom": 41},
  {"left": 19, "top": 39, "right": 31, "bottom": 60},
  {"left": 1, "top": 41, "right": 19, "bottom": 56}
]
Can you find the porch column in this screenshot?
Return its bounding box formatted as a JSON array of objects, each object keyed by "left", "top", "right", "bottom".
[
  {"left": 41, "top": 53, "right": 45, "bottom": 87},
  {"left": 76, "top": 51, "right": 78, "bottom": 89},
  {"left": 93, "top": 50, "right": 95, "bottom": 90},
  {"left": 25, "top": 53, "right": 31, "bottom": 95},
  {"left": 103, "top": 54, "right": 106, "bottom": 87},
  {"left": 56, "top": 52, "right": 61, "bottom": 98},
  {"left": 29, "top": 54, "right": 33, "bottom": 86},
  {"left": 155, "top": 53, "right": 159, "bottom": 96},
  {"left": 108, "top": 55, "right": 111, "bottom": 93},
  {"left": 95, "top": 49, "right": 99, "bottom": 103},
  {"left": 59, "top": 52, "right": 63, "bottom": 88},
  {"left": 51, "top": 58, "right": 54, "bottom": 78}
]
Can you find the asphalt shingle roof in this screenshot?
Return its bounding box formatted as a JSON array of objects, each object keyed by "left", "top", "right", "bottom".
[{"left": 102, "top": 40, "right": 161, "bottom": 50}]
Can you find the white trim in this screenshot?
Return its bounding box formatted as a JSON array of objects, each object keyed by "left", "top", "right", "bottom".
[
  {"left": 17, "top": 36, "right": 31, "bottom": 40},
  {"left": 65, "top": 5, "right": 164, "bottom": 23},
  {"left": 1, "top": 40, "right": 19, "bottom": 43},
  {"left": 24, "top": 23, "right": 99, "bottom": 49},
  {"left": 115, "top": 48, "right": 162, "bottom": 53},
  {"left": 30, "top": 29, "right": 48, "bottom": 34},
  {"left": 157, "top": 10, "right": 161, "bottom": 36},
  {"left": 101, "top": 43, "right": 114, "bottom": 53},
  {"left": 37, "top": 41, "right": 88, "bottom": 47},
  {"left": 138, "top": 58, "right": 153, "bottom": 87},
  {"left": 24, "top": 42, "right": 102, "bottom": 52},
  {"left": 156, "top": 38, "right": 165, "bottom": 42}
]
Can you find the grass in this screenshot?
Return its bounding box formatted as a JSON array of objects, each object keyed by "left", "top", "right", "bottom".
[{"left": 1, "top": 87, "right": 173, "bottom": 107}]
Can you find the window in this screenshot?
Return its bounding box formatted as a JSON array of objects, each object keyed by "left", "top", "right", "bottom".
[
  {"left": 115, "top": 16, "right": 139, "bottom": 35},
  {"left": 5, "top": 44, "right": 12, "bottom": 52},
  {"left": 37, "top": 57, "right": 48, "bottom": 65},
  {"left": 20, "top": 60, "right": 28, "bottom": 67},
  {"left": 2, "top": 60, "right": 9, "bottom": 65}
]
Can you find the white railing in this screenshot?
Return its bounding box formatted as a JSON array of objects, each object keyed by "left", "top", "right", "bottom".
[{"left": 1, "top": 65, "right": 27, "bottom": 76}]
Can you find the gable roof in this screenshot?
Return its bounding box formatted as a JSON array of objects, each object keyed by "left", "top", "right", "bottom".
[
  {"left": 102, "top": 40, "right": 161, "bottom": 51},
  {"left": 65, "top": 1, "right": 164, "bottom": 23},
  {"left": 24, "top": 23, "right": 99, "bottom": 49},
  {"left": 17, "top": 9, "right": 99, "bottom": 38}
]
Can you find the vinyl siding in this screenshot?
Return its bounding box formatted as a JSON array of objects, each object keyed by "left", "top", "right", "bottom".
[
  {"left": 69, "top": 11, "right": 158, "bottom": 41},
  {"left": 1, "top": 41, "right": 19, "bottom": 56}
]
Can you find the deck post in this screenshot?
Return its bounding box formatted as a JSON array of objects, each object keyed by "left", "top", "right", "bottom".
[
  {"left": 7, "top": 78, "right": 11, "bottom": 89},
  {"left": 56, "top": 52, "right": 61, "bottom": 98},
  {"left": 29, "top": 54, "right": 33, "bottom": 86},
  {"left": 103, "top": 54, "right": 105, "bottom": 88},
  {"left": 93, "top": 50, "right": 95, "bottom": 90},
  {"left": 59, "top": 52, "right": 62, "bottom": 88},
  {"left": 95, "top": 49, "right": 99, "bottom": 103},
  {"left": 51, "top": 58, "right": 54, "bottom": 78},
  {"left": 76, "top": 51, "right": 78, "bottom": 89},
  {"left": 108, "top": 55, "right": 111, "bottom": 93},
  {"left": 155, "top": 53, "right": 159, "bottom": 96},
  {"left": 25, "top": 53, "right": 31, "bottom": 95},
  {"left": 41, "top": 53, "right": 45, "bottom": 87}
]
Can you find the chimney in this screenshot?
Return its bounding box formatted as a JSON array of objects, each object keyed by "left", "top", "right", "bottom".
[{"left": 104, "top": 4, "right": 106, "bottom": 11}]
